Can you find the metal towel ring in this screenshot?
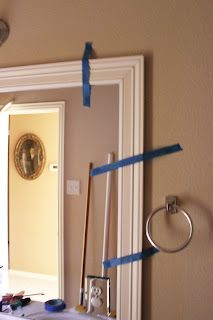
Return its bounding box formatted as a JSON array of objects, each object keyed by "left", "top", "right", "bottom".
[{"left": 146, "top": 201, "right": 193, "bottom": 253}]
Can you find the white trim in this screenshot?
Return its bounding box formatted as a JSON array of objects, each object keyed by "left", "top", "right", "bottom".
[
  {"left": 9, "top": 269, "right": 57, "bottom": 282},
  {"left": 0, "top": 113, "right": 9, "bottom": 294},
  {"left": 2, "top": 101, "right": 62, "bottom": 114},
  {"left": 58, "top": 103, "right": 65, "bottom": 299},
  {"left": 0, "top": 55, "right": 144, "bottom": 320}
]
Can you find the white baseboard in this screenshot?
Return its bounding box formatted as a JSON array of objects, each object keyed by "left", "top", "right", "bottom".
[{"left": 9, "top": 269, "right": 57, "bottom": 282}]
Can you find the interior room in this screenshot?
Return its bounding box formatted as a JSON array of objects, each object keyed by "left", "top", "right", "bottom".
[
  {"left": 1, "top": 86, "right": 119, "bottom": 305},
  {"left": 0, "top": 1, "right": 212, "bottom": 320}
]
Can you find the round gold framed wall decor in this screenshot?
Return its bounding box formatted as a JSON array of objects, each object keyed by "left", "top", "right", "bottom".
[{"left": 14, "top": 133, "right": 46, "bottom": 180}]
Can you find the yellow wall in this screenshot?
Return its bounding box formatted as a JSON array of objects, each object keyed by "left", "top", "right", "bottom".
[
  {"left": 0, "top": 1, "right": 212, "bottom": 318},
  {"left": 9, "top": 112, "right": 59, "bottom": 275}
]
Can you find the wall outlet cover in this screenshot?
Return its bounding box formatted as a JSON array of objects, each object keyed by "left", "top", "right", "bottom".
[{"left": 85, "top": 275, "right": 110, "bottom": 316}]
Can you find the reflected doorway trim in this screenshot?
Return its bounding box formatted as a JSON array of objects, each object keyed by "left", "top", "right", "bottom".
[
  {"left": 0, "top": 56, "right": 144, "bottom": 320},
  {"left": 0, "top": 101, "right": 65, "bottom": 300}
]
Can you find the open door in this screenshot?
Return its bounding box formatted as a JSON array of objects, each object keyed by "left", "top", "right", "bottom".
[
  {"left": 0, "top": 112, "right": 9, "bottom": 292},
  {"left": 0, "top": 101, "right": 65, "bottom": 300}
]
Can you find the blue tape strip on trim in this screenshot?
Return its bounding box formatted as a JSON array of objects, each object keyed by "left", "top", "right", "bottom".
[
  {"left": 91, "top": 144, "right": 182, "bottom": 176},
  {"left": 103, "top": 247, "right": 159, "bottom": 269},
  {"left": 82, "top": 42, "right": 92, "bottom": 107},
  {"left": 45, "top": 299, "right": 66, "bottom": 312}
]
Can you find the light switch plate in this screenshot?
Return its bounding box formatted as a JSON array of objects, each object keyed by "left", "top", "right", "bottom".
[{"left": 66, "top": 180, "right": 80, "bottom": 195}]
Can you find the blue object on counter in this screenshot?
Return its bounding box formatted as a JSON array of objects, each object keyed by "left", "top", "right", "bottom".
[{"left": 44, "top": 299, "right": 66, "bottom": 312}]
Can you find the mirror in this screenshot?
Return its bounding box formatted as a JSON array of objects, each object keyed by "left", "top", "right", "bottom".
[
  {"left": 14, "top": 133, "right": 46, "bottom": 180},
  {"left": 0, "top": 56, "right": 144, "bottom": 320},
  {"left": 3, "top": 87, "right": 118, "bottom": 307}
]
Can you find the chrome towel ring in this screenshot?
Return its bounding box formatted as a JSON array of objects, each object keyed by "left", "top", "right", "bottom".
[{"left": 145, "top": 196, "right": 193, "bottom": 253}]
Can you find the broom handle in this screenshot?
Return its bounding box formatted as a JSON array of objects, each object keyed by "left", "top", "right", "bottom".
[
  {"left": 102, "top": 152, "right": 114, "bottom": 277},
  {"left": 79, "top": 162, "right": 93, "bottom": 305}
]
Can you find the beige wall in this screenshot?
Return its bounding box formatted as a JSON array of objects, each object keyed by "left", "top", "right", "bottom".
[
  {"left": 9, "top": 112, "right": 59, "bottom": 275},
  {"left": 0, "top": 1, "right": 212, "bottom": 319}
]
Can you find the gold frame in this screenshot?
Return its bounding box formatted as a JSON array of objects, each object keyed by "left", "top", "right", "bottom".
[{"left": 14, "top": 133, "right": 46, "bottom": 180}]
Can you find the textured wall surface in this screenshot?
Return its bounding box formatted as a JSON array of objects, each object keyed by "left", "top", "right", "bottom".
[{"left": 0, "top": 1, "right": 212, "bottom": 319}]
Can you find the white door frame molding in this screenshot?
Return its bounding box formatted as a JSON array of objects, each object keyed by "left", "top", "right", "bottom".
[{"left": 0, "top": 55, "right": 144, "bottom": 320}]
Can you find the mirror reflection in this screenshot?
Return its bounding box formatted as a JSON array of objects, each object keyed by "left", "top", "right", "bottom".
[{"left": 0, "top": 85, "right": 118, "bottom": 308}]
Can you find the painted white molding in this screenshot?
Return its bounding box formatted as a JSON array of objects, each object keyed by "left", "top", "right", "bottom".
[
  {"left": 0, "top": 55, "right": 144, "bottom": 320},
  {"left": 9, "top": 269, "right": 57, "bottom": 282},
  {"left": 0, "top": 113, "right": 9, "bottom": 295}
]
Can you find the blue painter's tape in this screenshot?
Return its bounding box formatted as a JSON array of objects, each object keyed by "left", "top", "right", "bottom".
[
  {"left": 91, "top": 144, "right": 183, "bottom": 176},
  {"left": 45, "top": 299, "right": 66, "bottom": 312},
  {"left": 103, "top": 247, "right": 159, "bottom": 269},
  {"left": 82, "top": 42, "right": 93, "bottom": 107}
]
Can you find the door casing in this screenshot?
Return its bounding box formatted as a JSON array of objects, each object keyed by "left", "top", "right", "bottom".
[{"left": 0, "top": 55, "right": 144, "bottom": 320}]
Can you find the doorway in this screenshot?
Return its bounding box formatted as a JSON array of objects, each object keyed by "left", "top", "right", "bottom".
[{"left": 0, "top": 101, "right": 65, "bottom": 301}]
